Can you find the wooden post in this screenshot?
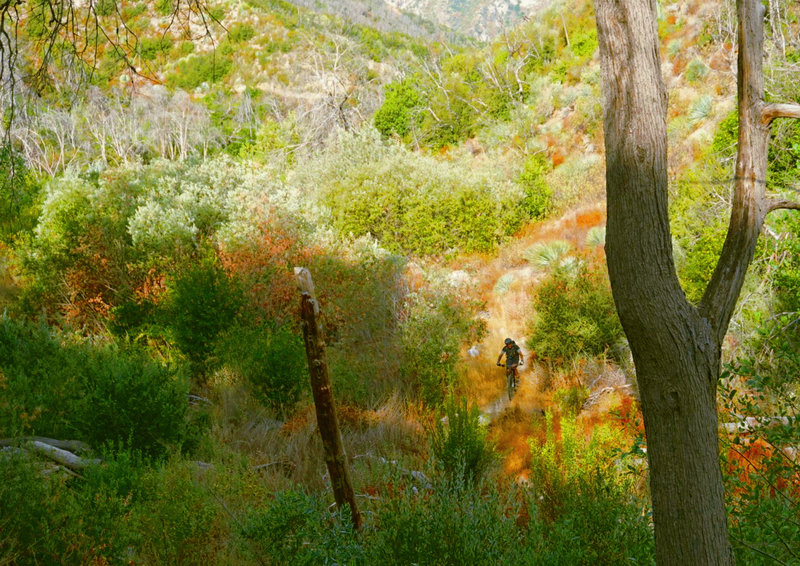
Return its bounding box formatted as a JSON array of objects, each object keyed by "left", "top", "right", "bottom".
[{"left": 294, "top": 267, "right": 362, "bottom": 530}]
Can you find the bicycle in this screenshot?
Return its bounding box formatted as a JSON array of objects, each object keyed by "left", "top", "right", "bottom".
[{"left": 498, "top": 362, "right": 522, "bottom": 400}]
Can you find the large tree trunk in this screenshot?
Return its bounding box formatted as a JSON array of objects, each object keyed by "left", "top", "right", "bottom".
[
  {"left": 594, "top": 0, "right": 733, "bottom": 563},
  {"left": 595, "top": 0, "right": 800, "bottom": 563}
]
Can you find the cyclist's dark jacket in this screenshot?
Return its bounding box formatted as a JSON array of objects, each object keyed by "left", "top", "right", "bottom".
[{"left": 500, "top": 343, "right": 521, "bottom": 366}]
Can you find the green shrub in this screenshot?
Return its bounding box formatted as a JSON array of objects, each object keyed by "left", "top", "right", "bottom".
[
  {"left": 0, "top": 316, "right": 90, "bottom": 438},
  {"left": 166, "top": 52, "right": 232, "bottom": 90},
  {"left": 155, "top": 0, "right": 173, "bottom": 15},
  {"left": 400, "top": 293, "right": 483, "bottom": 405},
  {"left": 317, "top": 128, "right": 529, "bottom": 255},
  {"left": 711, "top": 109, "right": 738, "bottom": 156},
  {"left": 430, "top": 396, "right": 495, "bottom": 484},
  {"left": 217, "top": 322, "right": 307, "bottom": 412},
  {"left": 77, "top": 347, "right": 189, "bottom": 457},
  {"left": 517, "top": 154, "right": 553, "bottom": 221},
  {"left": 677, "top": 220, "right": 727, "bottom": 303},
  {"left": 0, "top": 445, "right": 144, "bottom": 564},
  {"left": 133, "top": 460, "right": 224, "bottom": 564},
  {"left": 527, "top": 264, "right": 623, "bottom": 367},
  {"left": 165, "top": 256, "right": 243, "bottom": 378},
  {"left": 525, "top": 413, "right": 654, "bottom": 564},
  {"left": 0, "top": 145, "right": 41, "bottom": 242},
  {"left": 94, "top": 0, "right": 116, "bottom": 17},
  {"left": 369, "top": 478, "right": 523, "bottom": 565},
  {"left": 767, "top": 117, "right": 800, "bottom": 191},
  {"left": 0, "top": 452, "right": 73, "bottom": 564},
  {"left": 179, "top": 40, "right": 195, "bottom": 55},
  {"left": 138, "top": 36, "right": 172, "bottom": 61},
  {"left": 240, "top": 490, "right": 363, "bottom": 564},
  {"left": 552, "top": 385, "right": 589, "bottom": 415},
  {"left": 374, "top": 78, "right": 422, "bottom": 139},
  {"left": 227, "top": 23, "right": 256, "bottom": 43},
  {"left": 0, "top": 316, "right": 189, "bottom": 456},
  {"left": 772, "top": 214, "right": 800, "bottom": 314},
  {"left": 569, "top": 30, "right": 598, "bottom": 59}
]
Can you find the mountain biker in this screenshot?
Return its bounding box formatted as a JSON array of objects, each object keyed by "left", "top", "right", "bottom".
[{"left": 497, "top": 338, "right": 524, "bottom": 385}]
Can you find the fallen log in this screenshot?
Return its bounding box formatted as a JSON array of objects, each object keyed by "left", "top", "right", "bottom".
[
  {"left": 0, "top": 436, "right": 91, "bottom": 453},
  {"left": 24, "top": 440, "right": 100, "bottom": 470}
]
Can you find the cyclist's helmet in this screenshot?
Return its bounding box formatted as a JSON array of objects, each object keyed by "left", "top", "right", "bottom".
[{"left": 504, "top": 338, "right": 513, "bottom": 345}]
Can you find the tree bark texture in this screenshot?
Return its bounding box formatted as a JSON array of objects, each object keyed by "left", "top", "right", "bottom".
[
  {"left": 595, "top": 0, "right": 800, "bottom": 562},
  {"left": 294, "top": 267, "right": 363, "bottom": 530},
  {"left": 594, "top": 0, "right": 733, "bottom": 563}
]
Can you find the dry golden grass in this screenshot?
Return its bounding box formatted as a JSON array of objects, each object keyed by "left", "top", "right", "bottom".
[{"left": 207, "top": 383, "right": 429, "bottom": 493}]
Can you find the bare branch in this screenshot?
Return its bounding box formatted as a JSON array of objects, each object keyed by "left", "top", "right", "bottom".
[
  {"left": 767, "top": 198, "right": 800, "bottom": 213},
  {"left": 762, "top": 102, "right": 800, "bottom": 124}
]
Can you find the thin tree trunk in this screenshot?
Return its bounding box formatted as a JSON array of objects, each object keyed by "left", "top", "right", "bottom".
[{"left": 294, "top": 267, "right": 362, "bottom": 530}]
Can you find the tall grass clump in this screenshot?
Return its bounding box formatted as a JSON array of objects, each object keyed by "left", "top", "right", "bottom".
[
  {"left": 216, "top": 322, "right": 307, "bottom": 412},
  {"left": 368, "top": 477, "right": 523, "bottom": 565},
  {"left": 430, "top": 396, "right": 496, "bottom": 484},
  {"left": 523, "top": 412, "right": 654, "bottom": 564}
]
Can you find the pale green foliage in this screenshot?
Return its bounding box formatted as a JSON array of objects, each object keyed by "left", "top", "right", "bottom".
[
  {"left": 546, "top": 153, "right": 604, "bottom": 206},
  {"left": 524, "top": 240, "right": 572, "bottom": 270},
  {"left": 127, "top": 157, "right": 303, "bottom": 253},
  {"left": 685, "top": 58, "right": 709, "bottom": 83},
  {"left": 493, "top": 273, "right": 516, "bottom": 295},
  {"left": 303, "top": 127, "right": 530, "bottom": 255},
  {"left": 689, "top": 94, "right": 713, "bottom": 124},
  {"left": 586, "top": 226, "right": 606, "bottom": 247}
]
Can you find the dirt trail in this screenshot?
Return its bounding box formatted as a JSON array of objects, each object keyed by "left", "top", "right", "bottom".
[{"left": 457, "top": 202, "right": 607, "bottom": 423}]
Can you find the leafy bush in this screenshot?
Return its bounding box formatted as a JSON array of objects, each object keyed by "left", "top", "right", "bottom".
[
  {"left": 527, "top": 263, "right": 623, "bottom": 368},
  {"left": 400, "top": 292, "right": 484, "bottom": 405},
  {"left": 0, "top": 452, "right": 76, "bottom": 564},
  {"left": 552, "top": 385, "right": 589, "bottom": 415},
  {"left": 316, "top": 128, "right": 530, "bottom": 255},
  {"left": 767, "top": 117, "right": 800, "bottom": 191},
  {"left": 374, "top": 78, "right": 422, "bottom": 139},
  {"left": 517, "top": 154, "right": 553, "bottom": 221},
  {"left": 227, "top": 23, "right": 256, "bottom": 43},
  {"left": 94, "top": 0, "right": 116, "bottom": 17},
  {"left": 77, "top": 347, "right": 189, "bottom": 456},
  {"left": 0, "top": 316, "right": 189, "bottom": 456},
  {"left": 166, "top": 52, "right": 233, "bottom": 90},
  {"left": 569, "top": 30, "right": 598, "bottom": 59},
  {"left": 0, "top": 146, "right": 40, "bottom": 242},
  {"left": 0, "top": 316, "right": 86, "bottom": 438},
  {"left": 138, "top": 36, "right": 172, "bottom": 61},
  {"left": 369, "top": 478, "right": 522, "bottom": 565},
  {"left": 217, "top": 322, "right": 307, "bottom": 412},
  {"left": 430, "top": 396, "right": 496, "bottom": 484},
  {"left": 133, "top": 460, "right": 225, "bottom": 564},
  {"left": 677, "top": 220, "right": 727, "bottom": 303},
  {"left": 239, "top": 490, "right": 363, "bottom": 565},
  {"left": 165, "top": 256, "right": 243, "bottom": 378}
]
